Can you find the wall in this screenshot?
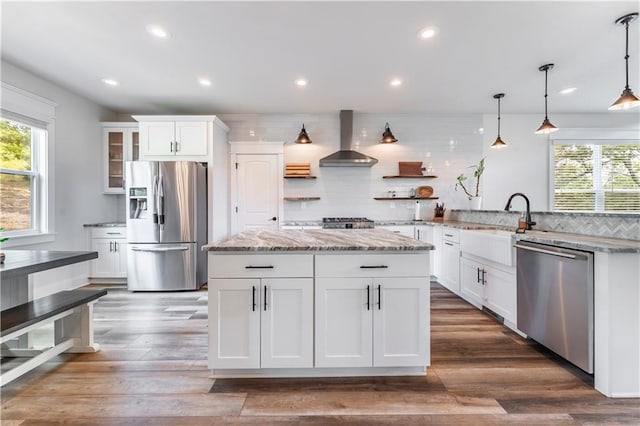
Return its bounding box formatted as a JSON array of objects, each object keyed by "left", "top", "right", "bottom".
[
  {"left": 1, "top": 60, "right": 119, "bottom": 296},
  {"left": 220, "top": 113, "right": 484, "bottom": 221},
  {"left": 481, "top": 113, "right": 640, "bottom": 212}
]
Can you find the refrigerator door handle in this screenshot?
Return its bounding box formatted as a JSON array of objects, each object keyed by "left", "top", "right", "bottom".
[
  {"left": 157, "top": 176, "right": 165, "bottom": 227},
  {"left": 131, "top": 246, "right": 189, "bottom": 253},
  {"left": 152, "top": 174, "right": 159, "bottom": 225}
]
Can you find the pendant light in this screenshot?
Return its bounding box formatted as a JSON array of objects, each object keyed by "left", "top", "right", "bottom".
[
  {"left": 294, "top": 124, "right": 312, "bottom": 144},
  {"left": 609, "top": 12, "right": 640, "bottom": 110},
  {"left": 491, "top": 93, "right": 507, "bottom": 149},
  {"left": 380, "top": 122, "right": 398, "bottom": 143},
  {"left": 535, "top": 63, "right": 559, "bottom": 134}
]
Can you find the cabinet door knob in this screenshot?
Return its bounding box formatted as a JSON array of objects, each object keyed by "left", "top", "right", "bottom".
[{"left": 270, "top": 217, "right": 277, "bottom": 221}]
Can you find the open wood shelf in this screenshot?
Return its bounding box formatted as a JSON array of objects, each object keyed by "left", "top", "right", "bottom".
[
  {"left": 382, "top": 175, "right": 438, "bottom": 179},
  {"left": 284, "top": 175, "right": 317, "bottom": 179},
  {"left": 373, "top": 196, "right": 439, "bottom": 200},
  {"left": 284, "top": 197, "right": 321, "bottom": 201}
]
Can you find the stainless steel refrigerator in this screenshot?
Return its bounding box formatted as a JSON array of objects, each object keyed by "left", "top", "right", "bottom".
[{"left": 125, "top": 161, "right": 207, "bottom": 291}]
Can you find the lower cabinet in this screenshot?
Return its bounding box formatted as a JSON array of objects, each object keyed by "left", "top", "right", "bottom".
[
  {"left": 315, "top": 277, "right": 429, "bottom": 368},
  {"left": 209, "top": 277, "right": 313, "bottom": 369},
  {"left": 440, "top": 238, "right": 460, "bottom": 294},
  {"left": 89, "top": 227, "right": 127, "bottom": 280},
  {"left": 460, "top": 255, "right": 516, "bottom": 325}
]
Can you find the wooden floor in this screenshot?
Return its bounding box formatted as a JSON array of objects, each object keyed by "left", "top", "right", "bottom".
[{"left": 1, "top": 282, "right": 639, "bottom": 425}]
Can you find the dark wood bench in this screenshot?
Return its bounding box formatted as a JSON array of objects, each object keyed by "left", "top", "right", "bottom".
[{"left": 1, "top": 289, "right": 107, "bottom": 386}]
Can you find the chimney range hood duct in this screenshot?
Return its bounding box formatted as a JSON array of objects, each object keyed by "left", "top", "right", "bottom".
[{"left": 319, "top": 110, "right": 378, "bottom": 167}]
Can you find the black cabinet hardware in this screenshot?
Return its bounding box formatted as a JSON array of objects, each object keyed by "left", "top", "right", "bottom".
[
  {"left": 245, "top": 265, "right": 274, "bottom": 269},
  {"left": 252, "top": 286, "right": 256, "bottom": 311},
  {"left": 360, "top": 265, "right": 388, "bottom": 269}
]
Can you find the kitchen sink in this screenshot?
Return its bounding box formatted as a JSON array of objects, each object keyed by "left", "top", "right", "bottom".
[{"left": 460, "top": 228, "right": 515, "bottom": 266}]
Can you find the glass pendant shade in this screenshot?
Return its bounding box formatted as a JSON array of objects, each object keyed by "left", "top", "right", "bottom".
[
  {"left": 535, "top": 117, "right": 559, "bottom": 134},
  {"left": 380, "top": 123, "right": 398, "bottom": 143},
  {"left": 294, "top": 124, "right": 312, "bottom": 144},
  {"left": 491, "top": 93, "right": 508, "bottom": 148},
  {"left": 610, "top": 13, "right": 640, "bottom": 110}
]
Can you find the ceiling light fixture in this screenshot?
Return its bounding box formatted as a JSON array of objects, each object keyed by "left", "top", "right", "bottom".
[
  {"left": 535, "top": 63, "right": 559, "bottom": 134},
  {"left": 418, "top": 26, "right": 439, "bottom": 39},
  {"left": 609, "top": 12, "right": 640, "bottom": 110},
  {"left": 380, "top": 123, "right": 398, "bottom": 143},
  {"left": 101, "top": 78, "right": 118, "bottom": 86},
  {"left": 560, "top": 87, "right": 577, "bottom": 95},
  {"left": 491, "top": 93, "right": 507, "bottom": 149},
  {"left": 295, "top": 78, "right": 308, "bottom": 87},
  {"left": 294, "top": 124, "right": 312, "bottom": 144},
  {"left": 390, "top": 78, "right": 403, "bottom": 87},
  {"left": 147, "top": 25, "right": 169, "bottom": 39},
  {"left": 198, "top": 78, "right": 212, "bottom": 87}
]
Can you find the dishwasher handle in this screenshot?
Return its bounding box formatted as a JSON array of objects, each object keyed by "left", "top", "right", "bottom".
[{"left": 514, "top": 243, "right": 588, "bottom": 260}]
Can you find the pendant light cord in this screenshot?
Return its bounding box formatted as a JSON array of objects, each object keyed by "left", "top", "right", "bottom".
[
  {"left": 497, "top": 97, "right": 501, "bottom": 137},
  {"left": 625, "top": 19, "right": 630, "bottom": 90},
  {"left": 544, "top": 68, "right": 549, "bottom": 120}
]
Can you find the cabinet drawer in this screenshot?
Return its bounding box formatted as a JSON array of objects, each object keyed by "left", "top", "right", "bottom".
[
  {"left": 315, "top": 253, "right": 428, "bottom": 278},
  {"left": 209, "top": 254, "right": 313, "bottom": 278},
  {"left": 90, "top": 227, "right": 126, "bottom": 239},
  {"left": 442, "top": 227, "right": 460, "bottom": 243}
]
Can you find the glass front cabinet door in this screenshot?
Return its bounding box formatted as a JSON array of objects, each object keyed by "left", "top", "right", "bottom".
[{"left": 102, "top": 123, "right": 139, "bottom": 194}]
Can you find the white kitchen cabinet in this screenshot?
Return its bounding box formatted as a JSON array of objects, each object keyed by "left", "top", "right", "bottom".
[
  {"left": 315, "top": 254, "right": 429, "bottom": 368},
  {"left": 440, "top": 228, "right": 461, "bottom": 294},
  {"left": 432, "top": 225, "right": 443, "bottom": 279},
  {"left": 89, "top": 227, "right": 127, "bottom": 280},
  {"left": 102, "top": 123, "right": 139, "bottom": 194},
  {"left": 376, "top": 225, "right": 415, "bottom": 238},
  {"left": 415, "top": 225, "right": 438, "bottom": 279},
  {"left": 138, "top": 120, "right": 208, "bottom": 157},
  {"left": 460, "top": 256, "right": 484, "bottom": 308},
  {"left": 208, "top": 253, "right": 314, "bottom": 370}
]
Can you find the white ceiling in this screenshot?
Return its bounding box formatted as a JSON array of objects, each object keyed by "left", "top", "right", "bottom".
[{"left": 1, "top": 1, "right": 639, "bottom": 115}]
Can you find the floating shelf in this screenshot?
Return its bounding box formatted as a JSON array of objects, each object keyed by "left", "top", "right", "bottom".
[
  {"left": 284, "top": 197, "right": 321, "bottom": 201},
  {"left": 284, "top": 175, "right": 317, "bottom": 179},
  {"left": 373, "top": 197, "right": 439, "bottom": 200},
  {"left": 382, "top": 175, "right": 438, "bottom": 179}
]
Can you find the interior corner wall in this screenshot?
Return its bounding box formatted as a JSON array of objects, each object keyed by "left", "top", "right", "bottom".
[
  {"left": 1, "top": 60, "right": 119, "bottom": 296},
  {"left": 481, "top": 113, "right": 640, "bottom": 212}
]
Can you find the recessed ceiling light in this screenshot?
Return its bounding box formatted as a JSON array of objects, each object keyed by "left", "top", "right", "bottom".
[
  {"left": 390, "top": 78, "right": 403, "bottom": 87},
  {"left": 101, "top": 78, "right": 119, "bottom": 86},
  {"left": 147, "top": 25, "right": 169, "bottom": 39},
  {"left": 560, "top": 87, "right": 577, "bottom": 95},
  {"left": 295, "top": 78, "right": 308, "bottom": 87},
  {"left": 418, "top": 26, "right": 439, "bottom": 39},
  {"left": 198, "top": 77, "right": 212, "bottom": 87}
]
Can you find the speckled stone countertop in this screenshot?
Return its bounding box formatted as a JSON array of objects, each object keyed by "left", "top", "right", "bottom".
[
  {"left": 203, "top": 229, "right": 434, "bottom": 252},
  {"left": 83, "top": 222, "right": 126, "bottom": 228}
]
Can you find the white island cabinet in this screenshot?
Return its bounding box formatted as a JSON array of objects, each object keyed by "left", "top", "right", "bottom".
[{"left": 205, "top": 228, "right": 433, "bottom": 378}]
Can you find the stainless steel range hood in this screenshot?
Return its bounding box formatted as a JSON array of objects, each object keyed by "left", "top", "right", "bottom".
[{"left": 319, "top": 110, "right": 378, "bottom": 167}]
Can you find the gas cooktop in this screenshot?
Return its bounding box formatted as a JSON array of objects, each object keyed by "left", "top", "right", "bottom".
[{"left": 322, "top": 217, "right": 375, "bottom": 229}]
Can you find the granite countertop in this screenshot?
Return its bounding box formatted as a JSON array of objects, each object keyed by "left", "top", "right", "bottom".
[
  {"left": 203, "top": 229, "right": 434, "bottom": 252},
  {"left": 83, "top": 222, "right": 126, "bottom": 228}
]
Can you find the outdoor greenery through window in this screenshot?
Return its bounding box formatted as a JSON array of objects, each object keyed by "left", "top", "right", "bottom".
[
  {"left": 0, "top": 118, "right": 43, "bottom": 232},
  {"left": 553, "top": 142, "right": 640, "bottom": 212}
]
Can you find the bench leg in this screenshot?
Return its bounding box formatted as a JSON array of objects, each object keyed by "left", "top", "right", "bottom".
[{"left": 54, "top": 301, "right": 100, "bottom": 353}]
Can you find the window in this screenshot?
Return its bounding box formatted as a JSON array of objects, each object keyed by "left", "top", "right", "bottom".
[
  {"left": 553, "top": 141, "right": 640, "bottom": 212},
  {"left": 0, "top": 82, "right": 56, "bottom": 245}
]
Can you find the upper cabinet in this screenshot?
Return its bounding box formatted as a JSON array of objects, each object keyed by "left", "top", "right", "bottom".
[
  {"left": 102, "top": 122, "right": 139, "bottom": 194},
  {"left": 132, "top": 115, "right": 227, "bottom": 161}
]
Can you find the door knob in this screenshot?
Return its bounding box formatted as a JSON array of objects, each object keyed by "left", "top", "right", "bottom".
[{"left": 271, "top": 217, "right": 277, "bottom": 221}]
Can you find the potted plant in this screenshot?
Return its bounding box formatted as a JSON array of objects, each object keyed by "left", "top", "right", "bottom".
[{"left": 455, "top": 157, "right": 485, "bottom": 210}]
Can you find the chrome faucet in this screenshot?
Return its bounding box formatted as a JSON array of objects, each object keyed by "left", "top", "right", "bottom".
[{"left": 504, "top": 193, "right": 536, "bottom": 231}]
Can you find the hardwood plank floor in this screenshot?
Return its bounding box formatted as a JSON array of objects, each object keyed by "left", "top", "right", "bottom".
[{"left": 2, "top": 282, "right": 639, "bottom": 425}]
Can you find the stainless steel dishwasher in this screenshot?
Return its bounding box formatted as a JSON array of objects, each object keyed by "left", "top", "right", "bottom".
[{"left": 515, "top": 240, "right": 594, "bottom": 373}]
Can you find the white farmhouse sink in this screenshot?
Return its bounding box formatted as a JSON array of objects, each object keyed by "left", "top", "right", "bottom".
[{"left": 460, "top": 228, "right": 515, "bottom": 266}]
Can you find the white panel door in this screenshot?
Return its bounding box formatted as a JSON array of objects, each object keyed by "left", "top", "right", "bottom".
[
  {"left": 260, "top": 278, "right": 313, "bottom": 368},
  {"left": 460, "top": 257, "right": 484, "bottom": 308},
  {"left": 236, "top": 154, "right": 279, "bottom": 231},
  {"left": 315, "top": 278, "right": 373, "bottom": 368},
  {"left": 373, "top": 277, "right": 429, "bottom": 367},
  {"left": 175, "top": 121, "right": 208, "bottom": 156},
  {"left": 90, "top": 239, "right": 116, "bottom": 277},
  {"left": 208, "top": 278, "right": 260, "bottom": 369},
  {"left": 141, "top": 122, "right": 175, "bottom": 156},
  {"left": 483, "top": 266, "right": 516, "bottom": 324}
]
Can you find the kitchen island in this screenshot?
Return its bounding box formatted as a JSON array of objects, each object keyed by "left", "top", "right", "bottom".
[{"left": 203, "top": 229, "right": 433, "bottom": 378}]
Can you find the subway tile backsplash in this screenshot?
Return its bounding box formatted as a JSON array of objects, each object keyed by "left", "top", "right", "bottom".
[{"left": 451, "top": 210, "right": 640, "bottom": 241}]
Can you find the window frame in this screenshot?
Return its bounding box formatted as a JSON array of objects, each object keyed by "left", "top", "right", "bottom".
[
  {"left": 1, "top": 82, "right": 57, "bottom": 247},
  {"left": 549, "top": 128, "right": 640, "bottom": 213}
]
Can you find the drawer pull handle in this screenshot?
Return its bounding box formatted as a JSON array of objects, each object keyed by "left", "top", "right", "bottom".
[
  {"left": 245, "top": 265, "right": 274, "bottom": 269},
  {"left": 444, "top": 242, "right": 454, "bottom": 246},
  {"left": 106, "top": 232, "right": 122, "bottom": 235},
  {"left": 360, "top": 265, "right": 388, "bottom": 269},
  {"left": 445, "top": 233, "right": 454, "bottom": 237}
]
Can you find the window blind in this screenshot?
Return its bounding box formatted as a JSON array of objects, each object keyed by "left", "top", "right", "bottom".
[{"left": 553, "top": 142, "right": 640, "bottom": 212}]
